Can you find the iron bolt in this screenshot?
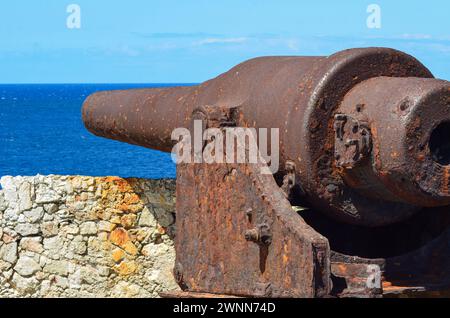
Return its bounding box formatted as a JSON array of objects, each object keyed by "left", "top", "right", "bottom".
[
  {"left": 244, "top": 228, "right": 259, "bottom": 242},
  {"left": 245, "top": 224, "right": 272, "bottom": 245}
]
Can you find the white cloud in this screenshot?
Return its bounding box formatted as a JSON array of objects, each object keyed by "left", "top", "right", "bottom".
[
  {"left": 399, "top": 33, "right": 433, "bottom": 40},
  {"left": 195, "top": 37, "right": 248, "bottom": 46}
]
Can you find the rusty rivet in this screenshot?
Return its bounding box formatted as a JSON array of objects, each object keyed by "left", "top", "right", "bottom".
[
  {"left": 399, "top": 99, "right": 411, "bottom": 111},
  {"left": 244, "top": 228, "right": 259, "bottom": 242},
  {"left": 245, "top": 224, "right": 272, "bottom": 245}
]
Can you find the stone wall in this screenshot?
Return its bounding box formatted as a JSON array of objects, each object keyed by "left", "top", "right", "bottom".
[{"left": 0, "top": 175, "right": 180, "bottom": 298}]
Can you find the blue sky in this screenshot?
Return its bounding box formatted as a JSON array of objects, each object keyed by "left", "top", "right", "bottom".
[{"left": 1, "top": 0, "right": 450, "bottom": 83}]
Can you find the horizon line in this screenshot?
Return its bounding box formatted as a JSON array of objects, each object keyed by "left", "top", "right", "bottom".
[{"left": 0, "top": 82, "right": 199, "bottom": 85}]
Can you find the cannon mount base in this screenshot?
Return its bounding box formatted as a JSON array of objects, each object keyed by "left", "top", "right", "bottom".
[{"left": 169, "top": 106, "right": 450, "bottom": 298}]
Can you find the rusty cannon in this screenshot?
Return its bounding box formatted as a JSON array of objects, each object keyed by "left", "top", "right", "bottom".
[{"left": 82, "top": 48, "right": 450, "bottom": 298}]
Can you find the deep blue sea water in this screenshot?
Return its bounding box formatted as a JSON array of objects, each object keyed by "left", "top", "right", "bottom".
[{"left": 0, "top": 84, "right": 192, "bottom": 179}]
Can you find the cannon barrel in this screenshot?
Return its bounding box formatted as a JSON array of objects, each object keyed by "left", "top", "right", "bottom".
[{"left": 82, "top": 48, "right": 450, "bottom": 227}]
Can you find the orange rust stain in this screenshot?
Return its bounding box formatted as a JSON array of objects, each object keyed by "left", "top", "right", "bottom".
[
  {"left": 104, "top": 176, "right": 122, "bottom": 183},
  {"left": 124, "top": 193, "right": 140, "bottom": 205},
  {"left": 116, "top": 179, "right": 133, "bottom": 193},
  {"left": 371, "top": 125, "right": 382, "bottom": 170},
  {"left": 112, "top": 249, "right": 125, "bottom": 263},
  {"left": 337, "top": 264, "right": 348, "bottom": 275},
  {"left": 443, "top": 167, "right": 450, "bottom": 195},
  {"left": 117, "top": 203, "right": 130, "bottom": 212},
  {"left": 109, "top": 228, "right": 139, "bottom": 256},
  {"left": 114, "top": 260, "right": 137, "bottom": 276},
  {"left": 382, "top": 284, "right": 409, "bottom": 292},
  {"left": 282, "top": 242, "right": 291, "bottom": 266},
  {"left": 103, "top": 177, "right": 134, "bottom": 193},
  {"left": 109, "top": 228, "right": 130, "bottom": 246},
  {"left": 123, "top": 241, "right": 138, "bottom": 255},
  {"left": 282, "top": 254, "right": 289, "bottom": 265},
  {"left": 382, "top": 281, "right": 393, "bottom": 287}
]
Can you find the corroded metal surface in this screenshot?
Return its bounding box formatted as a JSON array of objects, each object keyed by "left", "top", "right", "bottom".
[
  {"left": 337, "top": 78, "right": 450, "bottom": 208},
  {"left": 83, "top": 47, "right": 450, "bottom": 226},
  {"left": 168, "top": 106, "right": 330, "bottom": 297},
  {"left": 175, "top": 158, "right": 330, "bottom": 297},
  {"left": 82, "top": 47, "right": 450, "bottom": 298}
]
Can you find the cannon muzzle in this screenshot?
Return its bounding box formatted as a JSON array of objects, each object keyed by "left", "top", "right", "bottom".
[{"left": 83, "top": 47, "right": 450, "bottom": 227}]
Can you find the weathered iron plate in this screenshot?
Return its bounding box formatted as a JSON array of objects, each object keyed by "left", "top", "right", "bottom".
[{"left": 175, "top": 159, "right": 331, "bottom": 297}]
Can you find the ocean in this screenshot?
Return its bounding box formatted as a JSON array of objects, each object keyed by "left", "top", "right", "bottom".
[{"left": 0, "top": 84, "right": 192, "bottom": 179}]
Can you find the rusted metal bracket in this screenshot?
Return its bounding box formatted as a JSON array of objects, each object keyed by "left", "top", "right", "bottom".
[
  {"left": 334, "top": 114, "right": 372, "bottom": 169},
  {"left": 173, "top": 107, "right": 331, "bottom": 298}
]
